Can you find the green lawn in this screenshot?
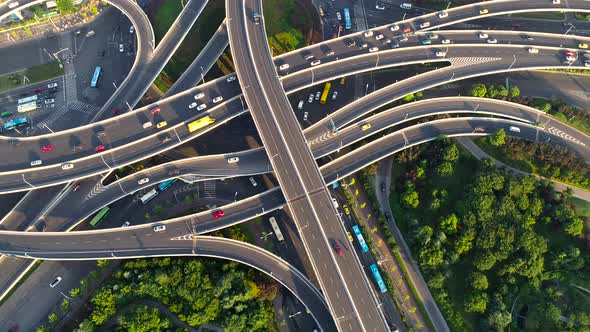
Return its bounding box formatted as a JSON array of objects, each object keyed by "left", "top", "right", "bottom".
[
  {"left": 474, "top": 138, "right": 535, "bottom": 173},
  {"left": 569, "top": 197, "right": 590, "bottom": 218},
  {"left": 0, "top": 62, "right": 63, "bottom": 94}
]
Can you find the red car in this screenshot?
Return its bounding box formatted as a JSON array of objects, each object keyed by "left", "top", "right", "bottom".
[
  {"left": 34, "top": 87, "right": 45, "bottom": 93},
  {"left": 334, "top": 243, "right": 343, "bottom": 256},
  {"left": 564, "top": 50, "right": 576, "bottom": 56},
  {"left": 402, "top": 27, "right": 411, "bottom": 33},
  {"left": 95, "top": 145, "right": 106, "bottom": 153},
  {"left": 150, "top": 107, "right": 161, "bottom": 115},
  {"left": 40, "top": 145, "right": 53, "bottom": 152},
  {"left": 212, "top": 210, "right": 225, "bottom": 218}
]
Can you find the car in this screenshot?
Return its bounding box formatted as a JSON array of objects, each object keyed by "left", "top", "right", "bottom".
[
  {"left": 428, "top": 33, "right": 439, "bottom": 40},
  {"left": 435, "top": 51, "right": 446, "bottom": 57},
  {"left": 49, "top": 277, "right": 62, "bottom": 288},
  {"left": 369, "top": 47, "right": 379, "bottom": 53},
  {"left": 528, "top": 48, "right": 539, "bottom": 54},
  {"left": 584, "top": 61, "right": 590, "bottom": 67},
  {"left": 138, "top": 178, "right": 149, "bottom": 185},
  {"left": 522, "top": 34, "right": 534, "bottom": 41},
  {"left": 331, "top": 197, "right": 339, "bottom": 209},
  {"left": 8, "top": 2, "right": 19, "bottom": 9},
  {"left": 303, "top": 111, "right": 309, "bottom": 121},
  {"left": 487, "top": 38, "right": 498, "bottom": 44},
  {"left": 332, "top": 91, "right": 338, "bottom": 100},
  {"left": 479, "top": 9, "right": 489, "bottom": 14},
  {"left": 119, "top": 44, "right": 124, "bottom": 53},
  {"left": 227, "top": 157, "right": 240, "bottom": 163},
  {"left": 73, "top": 183, "right": 81, "bottom": 191},
  {"left": 347, "top": 231, "right": 354, "bottom": 242},
  {"left": 189, "top": 102, "right": 198, "bottom": 109},
  {"left": 197, "top": 104, "right": 207, "bottom": 111},
  {"left": 156, "top": 121, "right": 167, "bottom": 129},
  {"left": 46, "top": 103, "right": 55, "bottom": 109},
  {"left": 213, "top": 210, "right": 225, "bottom": 218},
  {"left": 72, "top": 144, "right": 83, "bottom": 152},
  {"left": 359, "top": 41, "right": 369, "bottom": 48},
  {"left": 95, "top": 145, "right": 106, "bottom": 153},
  {"left": 343, "top": 204, "right": 351, "bottom": 215},
  {"left": 86, "top": 30, "right": 95, "bottom": 37},
  {"left": 402, "top": 27, "right": 411, "bottom": 34},
  {"left": 34, "top": 87, "right": 45, "bottom": 93},
  {"left": 194, "top": 92, "right": 205, "bottom": 99},
  {"left": 419, "top": 22, "right": 430, "bottom": 29},
  {"left": 421, "top": 39, "right": 432, "bottom": 45},
  {"left": 253, "top": 12, "right": 261, "bottom": 24},
  {"left": 297, "top": 100, "right": 304, "bottom": 110},
  {"left": 142, "top": 121, "right": 152, "bottom": 129},
  {"left": 381, "top": 182, "right": 386, "bottom": 192},
  {"left": 153, "top": 225, "right": 166, "bottom": 232},
  {"left": 30, "top": 160, "right": 42, "bottom": 167},
  {"left": 553, "top": 0, "right": 561, "bottom": 3},
  {"left": 129, "top": 26, "right": 134, "bottom": 33},
  {"left": 336, "top": 11, "right": 342, "bottom": 21},
  {"left": 279, "top": 63, "right": 290, "bottom": 71},
  {"left": 213, "top": 96, "right": 223, "bottom": 103},
  {"left": 390, "top": 25, "right": 399, "bottom": 31},
  {"left": 375, "top": 34, "right": 384, "bottom": 40},
  {"left": 44, "top": 99, "right": 54, "bottom": 105},
  {"left": 40, "top": 145, "right": 53, "bottom": 152},
  {"left": 310, "top": 59, "right": 321, "bottom": 66},
  {"left": 333, "top": 243, "right": 344, "bottom": 256},
  {"left": 249, "top": 177, "right": 258, "bottom": 187},
  {"left": 391, "top": 42, "right": 400, "bottom": 49},
  {"left": 226, "top": 75, "right": 237, "bottom": 82},
  {"left": 375, "top": 3, "right": 385, "bottom": 10},
  {"left": 441, "top": 39, "right": 451, "bottom": 44},
  {"left": 345, "top": 39, "right": 356, "bottom": 47},
  {"left": 47, "top": 82, "right": 58, "bottom": 89},
  {"left": 384, "top": 212, "right": 391, "bottom": 220},
  {"left": 566, "top": 55, "right": 577, "bottom": 62},
  {"left": 509, "top": 126, "right": 521, "bottom": 133},
  {"left": 304, "top": 53, "right": 315, "bottom": 61},
  {"left": 364, "top": 30, "right": 374, "bottom": 38},
  {"left": 361, "top": 123, "right": 372, "bottom": 130},
  {"left": 579, "top": 43, "right": 589, "bottom": 49},
  {"left": 382, "top": 38, "right": 392, "bottom": 44},
  {"left": 308, "top": 94, "right": 314, "bottom": 103},
  {"left": 161, "top": 136, "right": 172, "bottom": 143},
  {"left": 315, "top": 91, "right": 321, "bottom": 100},
  {"left": 340, "top": 77, "right": 346, "bottom": 85},
  {"left": 479, "top": 33, "right": 488, "bottom": 39},
  {"left": 564, "top": 50, "right": 576, "bottom": 56},
  {"left": 122, "top": 221, "right": 130, "bottom": 227},
  {"left": 399, "top": 35, "right": 409, "bottom": 42},
  {"left": 0, "top": 111, "right": 13, "bottom": 118},
  {"left": 438, "top": 11, "right": 448, "bottom": 18},
  {"left": 98, "top": 50, "right": 105, "bottom": 58},
  {"left": 400, "top": 3, "right": 412, "bottom": 9}
]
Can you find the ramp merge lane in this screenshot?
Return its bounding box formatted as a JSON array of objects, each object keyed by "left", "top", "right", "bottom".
[{"left": 227, "top": 0, "right": 388, "bottom": 331}]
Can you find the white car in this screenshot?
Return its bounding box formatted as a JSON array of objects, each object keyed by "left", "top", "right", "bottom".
[
  {"left": 303, "top": 112, "right": 309, "bottom": 121},
  {"left": 585, "top": 61, "right": 590, "bottom": 67},
  {"left": 226, "top": 75, "right": 236, "bottom": 82},
  {"left": 419, "top": 22, "right": 430, "bottom": 29},
  {"left": 8, "top": 2, "right": 19, "bottom": 9},
  {"left": 308, "top": 94, "right": 314, "bottom": 103},
  {"left": 441, "top": 39, "right": 451, "bottom": 44},
  {"left": 438, "top": 11, "right": 448, "bottom": 18},
  {"left": 194, "top": 92, "right": 205, "bottom": 99},
  {"left": 153, "top": 225, "right": 166, "bottom": 232},
  {"left": 364, "top": 30, "right": 374, "bottom": 38},
  {"left": 249, "top": 176, "right": 258, "bottom": 187},
  {"left": 129, "top": 26, "right": 135, "bottom": 34},
  {"left": 47, "top": 82, "right": 58, "bottom": 89},
  {"left": 44, "top": 99, "right": 55, "bottom": 104},
  {"left": 30, "top": 160, "right": 42, "bottom": 167},
  {"left": 119, "top": 44, "right": 124, "bottom": 52},
  {"left": 553, "top": 0, "right": 560, "bottom": 4},
  {"left": 375, "top": 34, "right": 384, "bottom": 40},
  {"left": 509, "top": 126, "right": 520, "bottom": 133},
  {"left": 390, "top": 25, "right": 399, "bottom": 31},
  {"left": 49, "top": 276, "right": 62, "bottom": 288},
  {"left": 315, "top": 91, "right": 321, "bottom": 100},
  {"left": 375, "top": 3, "right": 385, "bottom": 10},
  {"left": 479, "top": 33, "right": 488, "bottom": 39},
  {"left": 331, "top": 197, "right": 339, "bottom": 209},
  {"left": 336, "top": 11, "right": 342, "bottom": 21},
  {"left": 212, "top": 96, "right": 223, "bottom": 103},
  {"left": 435, "top": 51, "right": 446, "bottom": 57},
  {"left": 189, "top": 102, "right": 197, "bottom": 109},
  {"left": 227, "top": 157, "right": 240, "bottom": 163},
  {"left": 61, "top": 163, "right": 74, "bottom": 170},
  {"left": 138, "top": 178, "right": 149, "bottom": 185},
  {"left": 486, "top": 38, "right": 497, "bottom": 44},
  {"left": 528, "top": 48, "right": 539, "bottom": 54},
  {"left": 297, "top": 100, "right": 304, "bottom": 110},
  {"left": 428, "top": 33, "right": 439, "bottom": 40},
  {"left": 142, "top": 121, "right": 152, "bottom": 129},
  {"left": 332, "top": 91, "right": 338, "bottom": 100},
  {"left": 279, "top": 63, "right": 290, "bottom": 71},
  {"left": 369, "top": 47, "right": 379, "bottom": 53},
  {"left": 197, "top": 104, "right": 207, "bottom": 111},
  {"left": 122, "top": 221, "right": 130, "bottom": 227},
  {"left": 310, "top": 59, "right": 321, "bottom": 66}
]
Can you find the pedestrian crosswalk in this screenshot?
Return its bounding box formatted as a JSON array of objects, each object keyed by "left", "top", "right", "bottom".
[
  {"left": 58, "top": 32, "right": 78, "bottom": 105},
  {"left": 35, "top": 102, "right": 99, "bottom": 130}
]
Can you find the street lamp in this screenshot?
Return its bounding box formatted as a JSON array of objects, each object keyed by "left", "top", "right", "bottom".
[
  {"left": 288, "top": 311, "right": 302, "bottom": 318},
  {"left": 260, "top": 232, "right": 273, "bottom": 240}
]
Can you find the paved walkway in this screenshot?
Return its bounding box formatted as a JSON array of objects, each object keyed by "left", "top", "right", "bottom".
[
  {"left": 375, "top": 160, "right": 450, "bottom": 332},
  {"left": 456, "top": 137, "right": 590, "bottom": 201}
]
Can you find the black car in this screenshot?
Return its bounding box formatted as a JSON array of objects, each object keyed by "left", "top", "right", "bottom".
[
  {"left": 345, "top": 38, "right": 355, "bottom": 47},
  {"left": 98, "top": 50, "right": 105, "bottom": 58},
  {"left": 381, "top": 182, "right": 386, "bottom": 192},
  {"left": 384, "top": 212, "right": 391, "bottom": 220}
]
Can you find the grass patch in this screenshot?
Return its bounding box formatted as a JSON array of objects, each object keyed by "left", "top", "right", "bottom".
[
  {"left": 474, "top": 138, "right": 535, "bottom": 173},
  {"left": 0, "top": 62, "right": 63, "bottom": 94},
  {"left": 0, "top": 260, "right": 42, "bottom": 306},
  {"left": 569, "top": 197, "right": 590, "bottom": 218},
  {"left": 264, "top": 0, "right": 306, "bottom": 54}
]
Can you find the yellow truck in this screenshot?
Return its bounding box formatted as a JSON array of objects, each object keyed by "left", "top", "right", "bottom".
[{"left": 187, "top": 116, "right": 215, "bottom": 132}]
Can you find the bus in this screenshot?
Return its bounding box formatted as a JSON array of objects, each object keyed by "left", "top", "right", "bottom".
[
  {"left": 187, "top": 116, "right": 215, "bottom": 133},
  {"left": 320, "top": 82, "right": 332, "bottom": 105},
  {"left": 89, "top": 207, "right": 110, "bottom": 227},
  {"left": 157, "top": 179, "right": 177, "bottom": 192},
  {"left": 140, "top": 189, "right": 159, "bottom": 204},
  {"left": 3, "top": 117, "right": 28, "bottom": 131},
  {"left": 352, "top": 225, "right": 369, "bottom": 252},
  {"left": 90, "top": 66, "right": 102, "bottom": 88},
  {"left": 343, "top": 8, "right": 352, "bottom": 30},
  {"left": 269, "top": 216, "right": 284, "bottom": 242},
  {"left": 18, "top": 95, "right": 37, "bottom": 105},
  {"left": 17, "top": 101, "right": 37, "bottom": 113},
  {"left": 369, "top": 264, "right": 388, "bottom": 293}
]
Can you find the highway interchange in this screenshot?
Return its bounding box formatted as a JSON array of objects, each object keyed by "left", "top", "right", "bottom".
[{"left": 1, "top": 0, "right": 590, "bottom": 331}]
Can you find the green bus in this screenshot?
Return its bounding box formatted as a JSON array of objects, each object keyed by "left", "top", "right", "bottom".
[{"left": 89, "top": 207, "right": 110, "bottom": 227}]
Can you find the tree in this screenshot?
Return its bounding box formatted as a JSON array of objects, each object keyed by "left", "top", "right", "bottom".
[
  {"left": 488, "top": 129, "right": 506, "bottom": 146},
  {"left": 469, "top": 83, "right": 487, "bottom": 97},
  {"left": 474, "top": 251, "right": 497, "bottom": 271},
  {"left": 436, "top": 161, "right": 454, "bottom": 176},
  {"left": 464, "top": 292, "right": 489, "bottom": 313},
  {"left": 486, "top": 84, "right": 499, "bottom": 98},
  {"left": 509, "top": 85, "right": 520, "bottom": 98},
  {"left": 496, "top": 84, "right": 509, "bottom": 98},
  {"left": 402, "top": 93, "right": 416, "bottom": 102},
  {"left": 442, "top": 143, "right": 459, "bottom": 162},
  {"left": 564, "top": 216, "right": 584, "bottom": 236},
  {"left": 118, "top": 306, "right": 170, "bottom": 332},
  {"left": 56, "top": 0, "right": 75, "bottom": 13},
  {"left": 427, "top": 272, "right": 446, "bottom": 289},
  {"left": 544, "top": 303, "right": 562, "bottom": 324},
  {"left": 440, "top": 214, "right": 458, "bottom": 234},
  {"left": 401, "top": 183, "right": 420, "bottom": 208},
  {"left": 75, "top": 319, "right": 95, "bottom": 332},
  {"left": 469, "top": 272, "right": 489, "bottom": 290}
]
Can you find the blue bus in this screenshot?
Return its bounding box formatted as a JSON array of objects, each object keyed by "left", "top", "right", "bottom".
[
  {"left": 343, "top": 8, "right": 352, "bottom": 30},
  {"left": 352, "top": 225, "right": 369, "bottom": 252},
  {"left": 157, "top": 179, "right": 177, "bottom": 191},
  {"left": 3, "top": 117, "right": 28, "bottom": 131},
  {"left": 90, "top": 66, "right": 102, "bottom": 88},
  {"left": 369, "top": 264, "right": 388, "bottom": 293}
]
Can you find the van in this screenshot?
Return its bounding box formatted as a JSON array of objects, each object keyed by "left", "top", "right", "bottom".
[
  {"left": 400, "top": 3, "right": 412, "bottom": 9},
  {"left": 509, "top": 126, "right": 521, "bottom": 133},
  {"left": 30, "top": 160, "right": 42, "bottom": 167},
  {"left": 142, "top": 122, "right": 153, "bottom": 129},
  {"left": 85, "top": 30, "right": 95, "bottom": 37}
]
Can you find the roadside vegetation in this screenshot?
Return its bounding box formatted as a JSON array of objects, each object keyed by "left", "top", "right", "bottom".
[
  {"left": 0, "top": 62, "right": 63, "bottom": 93},
  {"left": 389, "top": 139, "right": 590, "bottom": 331}
]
